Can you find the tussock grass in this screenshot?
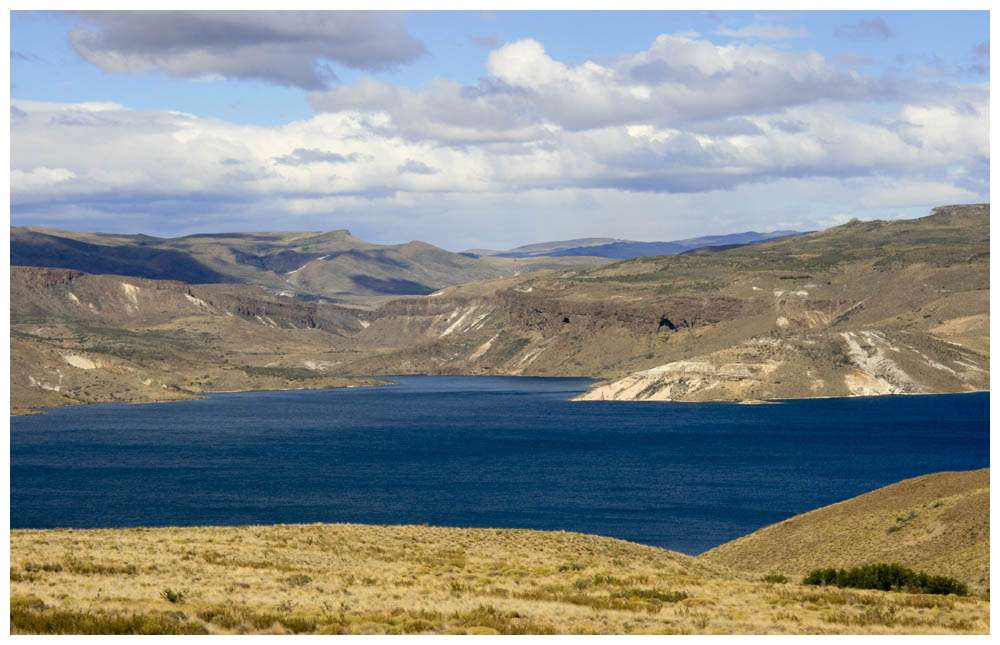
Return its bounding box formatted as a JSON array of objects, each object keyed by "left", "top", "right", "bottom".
[
  {"left": 10, "top": 523, "right": 989, "bottom": 635},
  {"left": 699, "top": 469, "right": 990, "bottom": 593}
]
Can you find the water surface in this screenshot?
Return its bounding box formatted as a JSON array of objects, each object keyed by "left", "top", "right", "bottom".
[{"left": 10, "top": 377, "right": 989, "bottom": 555}]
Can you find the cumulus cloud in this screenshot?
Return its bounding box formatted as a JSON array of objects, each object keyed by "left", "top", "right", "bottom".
[
  {"left": 834, "top": 18, "right": 893, "bottom": 40},
  {"left": 11, "top": 89, "right": 987, "bottom": 217},
  {"left": 68, "top": 10, "right": 426, "bottom": 89},
  {"left": 311, "top": 35, "right": 883, "bottom": 136},
  {"left": 10, "top": 26, "right": 989, "bottom": 247}
]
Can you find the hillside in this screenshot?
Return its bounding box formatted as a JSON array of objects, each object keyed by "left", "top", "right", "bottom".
[
  {"left": 11, "top": 227, "right": 609, "bottom": 308},
  {"left": 340, "top": 204, "right": 988, "bottom": 401},
  {"left": 10, "top": 204, "right": 989, "bottom": 412},
  {"left": 10, "top": 515, "right": 989, "bottom": 634},
  {"left": 468, "top": 230, "right": 805, "bottom": 259},
  {"left": 10, "top": 266, "right": 386, "bottom": 414},
  {"left": 698, "top": 469, "right": 990, "bottom": 593}
]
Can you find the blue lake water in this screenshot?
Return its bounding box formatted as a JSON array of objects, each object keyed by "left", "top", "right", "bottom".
[{"left": 10, "top": 376, "right": 989, "bottom": 555}]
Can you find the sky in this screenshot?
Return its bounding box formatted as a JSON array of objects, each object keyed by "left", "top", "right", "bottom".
[{"left": 8, "top": 8, "right": 991, "bottom": 251}]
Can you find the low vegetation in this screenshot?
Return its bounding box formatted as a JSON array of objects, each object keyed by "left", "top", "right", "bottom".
[
  {"left": 699, "top": 469, "right": 990, "bottom": 593},
  {"left": 803, "top": 564, "right": 969, "bottom": 596},
  {"left": 9, "top": 522, "right": 988, "bottom": 635}
]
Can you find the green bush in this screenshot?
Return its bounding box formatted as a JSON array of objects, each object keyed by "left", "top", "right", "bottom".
[
  {"left": 803, "top": 563, "right": 967, "bottom": 596},
  {"left": 160, "top": 588, "right": 187, "bottom": 604}
]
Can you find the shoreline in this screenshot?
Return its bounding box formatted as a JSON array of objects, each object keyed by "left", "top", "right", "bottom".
[
  {"left": 13, "top": 377, "right": 987, "bottom": 416},
  {"left": 10, "top": 376, "right": 396, "bottom": 416}
]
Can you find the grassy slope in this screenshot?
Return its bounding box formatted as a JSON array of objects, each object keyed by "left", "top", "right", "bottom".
[
  {"left": 699, "top": 469, "right": 989, "bottom": 592},
  {"left": 10, "top": 521, "right": 987, "bottom": 635}
]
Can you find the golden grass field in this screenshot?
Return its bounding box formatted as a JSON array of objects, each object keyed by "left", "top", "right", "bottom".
[
  {"left": 10, "top": 518, "right": 989, "bottom": 635},
  {"left": 700, "top": 469, "right": 990, "bottom": 592}
]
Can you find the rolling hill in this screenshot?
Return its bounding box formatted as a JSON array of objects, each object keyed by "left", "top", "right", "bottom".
[
  {"left": 340, "top": 204, "right": 989, "bottom": 402},
  {"left": 699, "top": 469, "right": 990, "bottom": 593},
  {"left": 10, "top": 266, "right": 385, "bottom": 414},
  {"left": 11, "top": 227, "right": 609, "bottom": 307}
]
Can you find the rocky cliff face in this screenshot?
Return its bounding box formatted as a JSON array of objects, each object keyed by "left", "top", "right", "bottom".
[
  {"left": 10, "top": 266, "right": 382, "bottom": 414},
  {"left": 11, "top": 266, "right": 371, "bottom": 334},
  {"left": 342, "top": 204, "right": 990, "bottom": 401},
  {"left": 574, "top": 329, "right": 988, "bottom": 402}
]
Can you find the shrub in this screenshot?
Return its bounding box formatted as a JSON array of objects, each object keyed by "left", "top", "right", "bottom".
[
  {"left": 285, "top": 574, "right": 312, "bottom": 587},
  {"left": 803, "top": 564, "right": 967, "bottom": 596},
  {"left": 761, "top": 574, "right": 788, "bottom": 584},
  {"left": 160, "top": 588, "right": 187, "bottom": 604}
]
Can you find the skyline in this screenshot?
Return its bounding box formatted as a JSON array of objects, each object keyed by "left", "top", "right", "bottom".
[{"left": 10, "top": 9, "right": 990, "bottom": 251}]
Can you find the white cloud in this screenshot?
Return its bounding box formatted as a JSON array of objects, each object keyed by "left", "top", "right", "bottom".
[
  {"left": 310, "top": 34, "right": 891, "bottom": 138},
  {"left": 10, "top": 28, "right": 988, "bottom": 248},
  {"left": 10, "top": 167, "right": 77, "bottom": 193}
]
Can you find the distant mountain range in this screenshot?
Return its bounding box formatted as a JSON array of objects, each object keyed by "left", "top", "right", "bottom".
[
  {"left": 464, "top": 230, "right": 806, "bottom": 259},
  {"left": 10, "top": 226, "right": 806, "bottom": 307},
  {"left": 10, "top": 227, "right": 608, "bottom": 307}
]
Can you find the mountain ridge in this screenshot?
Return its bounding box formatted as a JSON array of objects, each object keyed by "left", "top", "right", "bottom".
[
  {"left": 10, "top": 226, "right": 610, "bottom": 307},
  {"left": 465, "top": 230, "right": 807, "bottom": 259}
]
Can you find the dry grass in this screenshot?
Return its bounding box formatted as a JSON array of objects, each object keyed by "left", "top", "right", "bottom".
[
  {"left": 699, "top": 469, "right": 990, "bottom": 592},
  {"left": 10, "top": 522, "right": 988, "bottom": 635}
]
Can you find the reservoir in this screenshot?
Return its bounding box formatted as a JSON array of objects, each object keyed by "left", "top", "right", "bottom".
[{"left": 10, "top": 376, "right": 989, "bottom": 555}]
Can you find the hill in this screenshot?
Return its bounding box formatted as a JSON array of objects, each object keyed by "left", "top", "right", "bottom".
[
  {"left": 470, "top": 230, "right": 805, "bottom": 259},
  {"left": 9, "top": 266, "right": 386, "bottom": 414},
  {"left": 341, "top": 204, "right": 989, "bottom": 402},
  {"left": 698, "top": 469, "right": 990, "bottom": 593},
  {"left": 10, "top": 510, "right": 989, "bottom": 634},
  {"left": 10, "top": 227, "right": 609, "bottom": 308}
]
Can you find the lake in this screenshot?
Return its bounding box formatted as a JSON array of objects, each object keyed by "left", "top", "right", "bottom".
[{"left": 10, "top": 376, "right": 989, "bottom": 555}]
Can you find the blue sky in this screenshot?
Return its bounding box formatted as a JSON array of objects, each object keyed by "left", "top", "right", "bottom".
[{"left": 9, "top": 9, "right": 991, "bottom": 250}]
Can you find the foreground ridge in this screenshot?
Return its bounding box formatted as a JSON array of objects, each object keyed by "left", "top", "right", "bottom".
[
  {"left": 699, "top": 469, "right": 990, "bottom": 592},
  {"left": 10, "top": 470, "right": 989, "bottom": 635}
]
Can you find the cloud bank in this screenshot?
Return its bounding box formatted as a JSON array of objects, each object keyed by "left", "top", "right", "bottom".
[
  {"left": 11, "top": 30, "right": 988, "bottom": 247},
  {"left": 69, "top": 10, "right": 426, "bottom": 89}
]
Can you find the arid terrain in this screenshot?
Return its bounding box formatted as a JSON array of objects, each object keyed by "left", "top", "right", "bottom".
[
  {"left": 9, "top": 470, "right": 989, "bottom": 635},
  {"left": 699, "top": 469, "right": 990, "bottom": 592},
  {"left": 10, "top": 204, "right": 990, "bottom": 414},
  {"left": 8, "top": 207, "right": 990, "bottom": 635}
]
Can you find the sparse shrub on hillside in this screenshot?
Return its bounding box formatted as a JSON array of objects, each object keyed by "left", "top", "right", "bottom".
[
  {"left": 803, "top": 564, "right": 968, "bottom": 596},
  {"left": 160, "top": 588, "right": 187, "bottom": 604},
  {"left": 761, "top": 574, "right": 788, "bottom": 584},
  {"left": 610, "top": 588, "right": 689, "bottom": 603}
]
